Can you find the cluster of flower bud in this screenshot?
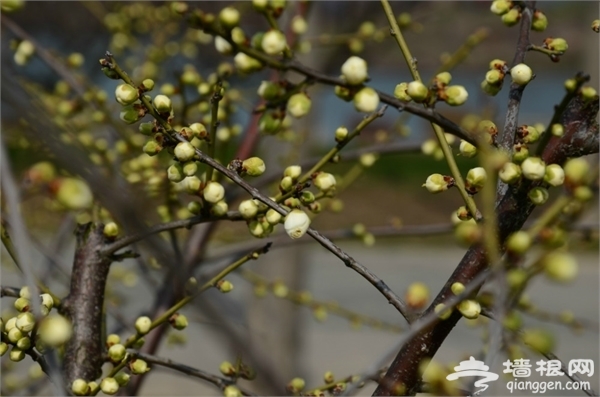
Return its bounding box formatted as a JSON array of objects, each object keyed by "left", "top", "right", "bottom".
[
  {"left": 0, "top": 287, "right": 71, "bottom": 362},
  {"left": 481, "top": 59, "right": 508, "bottom": 96}
]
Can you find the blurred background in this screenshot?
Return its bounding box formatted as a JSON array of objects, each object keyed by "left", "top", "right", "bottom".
[{"left": 1, "top": 1, "right": 598, "bottom": 396}]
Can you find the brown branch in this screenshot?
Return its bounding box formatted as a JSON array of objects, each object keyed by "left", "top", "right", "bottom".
[
  {"left": 59, "top": 223, "right": 113, "bottom": 386},
  {"left": 374, "top": 84, "right": 599, "bottom": 395}
]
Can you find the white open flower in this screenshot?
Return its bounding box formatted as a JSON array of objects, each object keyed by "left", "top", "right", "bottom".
[
  {"left": 341, "top": 56, "right": 368, "bottom": 85},
  {"left": 203, "top": 181, "right": 225, "bottom": 203},
  {"left": 284, "top": 209, "right": 311, "bottom": 239}
]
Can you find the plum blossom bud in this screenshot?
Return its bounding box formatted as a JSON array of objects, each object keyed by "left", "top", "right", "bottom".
[
  {"left": 528, "top": 187, "right": 549, "bottom": 205},
  {"left": 115, "top": 84, "right": 139, "bottom": 106},
  {"left": 393, "top": 82, "right": 411, "bottom": 102},
  {"left": 543, "top": 251, "right": 578, "bottom": 282},
  {"left": 458, "top": 300, "right": 481, "bottom": 319},
  {"left": 406, "top": 81, "right": 429, "bottom": 102},
  {"left": 152, "top": 94, "right": 172, "bottom": 113},
  {"left": 335, "top": 126, "right": 349, "bottom": 142},
  {"left": 459, "top": 140, "right": 477, "bottom": 158},
  {"left": 266, "top": 209, "right": 282, "bottom": 224},
  {"left": 510, "top": 63, "right": 533, "bottom": 86},
  {"left": 286, "top": 92, "right": 312, "bottom": 118},
  {"left": 506, "top": 231, "right": 532, "bottom": 254},
  {"left": 353, "top": 87, "right": 379, "bottom": 112},
  {"left": 521, "top": 157, "right": 546, "bottom": 180},
  {"left": 174, "top": 142, "right": 196, "bottom": 162},
  {"left": 499, "top": 162, "right": 522, "bottom": 184},
  {"left": 502, "top": 8, "right": 521, "bottom": 26},
  {"left": 203, "top": 181, "right": 225, "bottom": 203},
  {"left": 238, "top": 199, "right": 258, "bottom": 219},
  {"left": 242, "top": 157, "right": 266, "bottom": 176},
  {"left": 466, "top": 167, "right": 487, "bottom": 193},
  {"left": 71, "top": 379, "right": 89, "bottom": 396},
  {"left": 444, "top": 85, "right": 468, "bottom": 106},
  {"left": 215, "top": 36, "right": 233, "bottom": 54},
  {"left": 219, "top": 6, "right": 240, "bottom": 29},
  {"left": 544, "top": 164, "right": 565, "bottom": 187},
  {"left": 422, "top": 174, "right": 454, "bottom": 193},
  {"left": 341, "top": 56, "right": 368, "bottom": 85},
  {"left": 135, "top": 316, "right": 152, "bottom": 335},
  {"left": 284, "top": 209, "right": 311, "bottom": 239},
  {"left": 313, "top": 172, "right": 337, "bottom": 192},
  {"left": 532, "top": 10, "right": 548, "bottom": 32},
  {"left": 490, "top": 0, "right": 511, "bottom": 15},
  {"left": 261, "top": 30, "right": 287, "bottom": 55},
  {"left": 563, "top": 158, "right": 589, "bottom": 185}
]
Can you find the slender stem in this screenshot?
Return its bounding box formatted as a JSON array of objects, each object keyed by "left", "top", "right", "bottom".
[
  {"left": 380, "top": 0, "right": 480, "bottom": 220},
  {"left": 207, "top": 81, "right": 223, "bottom": 182}
]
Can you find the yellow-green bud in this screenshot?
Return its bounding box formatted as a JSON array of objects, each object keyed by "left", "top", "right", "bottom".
[
  {"left": 16, "top": 312, "right": 35, "bottom": 332},
  {"left": 353, "top": 87, "right": 379, "bottom": 112},
  {"left": 405, "top": 282, "right": 429, "bottom": 309},
  {"left": 174, "top": 142, "right": 196, "bottom": 162},
  {"left": 242, "top": 157, "right": 266, "bottom": 176},
  {"left": 182, "top": 161, "right": 198, "bottom": 176},
  {"left": 14, "top": 297, "right": 30, "bottom": 312},
  {"left": 233, "top": 52, "right": 263, "bottom": 73},
  {"left": 265, "top": 208, "right": 282, "bottom": 224},
  {"left": 38, "top": 315, "right": 72, "bottom": 347},
  {"left": 108, "top": 343, "right": 126, "bottom": 362},
  {"left": 360, "top": 153, "right": 378, "bottom": 167},
  {"left": 521, "top": 157, "right": 546, "bottom": 180},
  {"left": 8, "top": 327, "right": 24, "bottom": 343},
  {"left": 115, "top": 84, "right": 139, "bottom": 106},
  {"left": 169, "top": 313, "right": 188, "bottom": 330},
  {"left": 220, "top": 361, "right": 237, "bottom": 376},
  {"left": 100, "top": 377, "right": 119, "bottom": 395},
  {"left": 563, "top": 158, "right": 589, "bottom": 185},
  {"left": 135, "top": 316, "right": 152, "bottom": 335},
  {"left": 9, "top": 347, "right": 25, "bottom": 362},
  {"left": 528, "top": 186, "right": 549, "bottom": 205},
  {"left": 444, "top": 85, "right": 468, "bottom": 106},
  {"left": 284, "top": 209, "right": 311, "bottom": 239},
  {"left": 103, "top": 222, "right": 119, "bottom": 238},
  {"left": 393, "top": 82, "right": 412, "bottom": 102},
  {"left": 224, "top": 385, "right": 242, "bottom": 397},
  {"left": 481, "top": 80, "right": 502, "bottom": 96},
  {"left": 522, "top": 328, "right": 554, "bottom": 354},
  {"left": 1, "top": 0, "right": 24, "bottom": 13},
  {"left": 544, "top": 37, "right": 568, "bottom": 52},
  {"left": 139, "top": 122, "right": 154, "bottom": 136},
  {"left": 531, "top": 10, "right": 548, "bottom": 32},
  {"left": 217, "top": 280, "right": 234, "bottom": 293},
  {"left": 458, "top": 299, "right": 481, "bottom": 319},
  {"left": 459, "top": 140, "right": 477, "bottom": 158},
  {"left": 520, "top": 125, "right": 541, "bottom": 143},
  {"left": 152, "top": 94, "right": 172, "bottom": 113},
  {"left": 581, "top": 86, "right": 598, "bottom": 101},
  {"left": 261, "top": 30, "right": 287, "bottom": 55},
  {"left": 510, "top": 63, "right": 533, "bottom": 85},
  {"left": 543, "top": 164, "right": 565, "bottom": 187},
  {"left": 257, "top": 81, "right": 283, "bottom": 100},
  {"left": 119, "top": 107, "right": 140, "bottom": 124},
  {"left": 184, "top": 176, "right": 202, "bottom": 194},
  {"left": 592, "top": 19, "right": 600, "bottom": 33},
  {"left": 130, "top": 359, "right": 150, "bottom": 374},
  {"left": 512, "top": 144, "right": 529, "bottom": 163},
  {"left": 143, "top": 140, "right": 162, "bottom": 156},
  {"left": 573, "top": 186, "right": 593, "bottom": 202},
  {"left": 115, "top": 372, "right": 130, "bottom": 387},
  {"left": 506, "top": 231, "right": 532, "bottom": 254},
  {"left": 72, "top": 379, "right": 89, "bottom": 396},
  {"left": 406, "top": 81, "right": 429, "bottom": 102},
  {"left": 313, "top": 172, "right": 337, "bottom": 192},
  {"left": 451, "top": 282, "right": 465, "bottom": 295},
  {"left": 434, "top": 303, "right": 452, "bottom": 320},
  {"left": 219, "top": 6, "right": 240, "bottom": 29},
  {"left": 490, "top": 0, "right": 511, "bottom": 15},
  {"left": 210, "top": 200, "right": 229, "bottom": 217},
  {"left": 215, "top": 36, "right": 233, "bottom": 54},
  {"left": 435, "top": 72, "right": 452, "bottom": 85},
  {"left": 287, "top": 377, "right": 306, "bottom": 393},
  {"left": 465, "top": 167, "right": 487, "bottom": 193},
  {"left": 106, "top": 334, "right": 121, "bottom": 348},
  {"left": 551, "top": 124, "right": 564, "bottom": 137},
  {"left": 501, "top": 8, "right": 521, "bottom": 26},
  {"left": 422, "top": 174, "right": 453, "bottom": 193},
  {"left": 454, "top": 221, "right": 482, "bottom": 246},
  {"left": 203, "top": 181, "right": 225, "bottom": 203},
  {"left": 141, "top": 79, "right": 155, "bottom": 91},
  {"left": 485, "top": 69, "right": 504, "bottom": 85},
  {"left": 341, "top": 56, "right": 368, "bottom": 85},
  {"left": 543, "top": 251, "right": 578, "bottom": 282},
  {"left": 335, "top": 126, "right": 349, "bottom": 142},
  {"left": 238, "top": 199, "right": 258, "bottom": 219}
]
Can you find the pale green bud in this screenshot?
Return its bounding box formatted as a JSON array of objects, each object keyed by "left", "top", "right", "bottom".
[
  {"left": 510, "top": 63, "right": 533, "bottom": 85},
  {"left": 203, "top": 181, "right": 225, "bottom": 203},
  {"left": 115, "top": 84, "right": 139, "bottom": 106},
  {"left": 341, "top": 56, "right": 368, "bottom": 85},
  {"left": 353, "top": 87, "right": 379, "bottom": 113}
]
